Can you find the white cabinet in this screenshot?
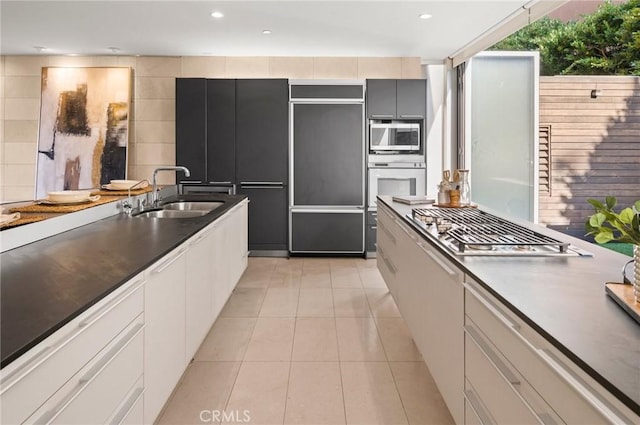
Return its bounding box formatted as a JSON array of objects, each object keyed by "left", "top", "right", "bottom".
[
  {"left": 376, "top": 204, "right": 464, "bottom": 424},
  {"left": 465, "top": 277, "right": 639, "bottom": 425},
  {"left": 144, "top": 246, "right": 187, "bottom": 424},
  {"left": 186, "top": 226, "right": 214, "bottom": 360},
  {"left": 403, "top": 238, "right": 464, "bottom": 425},
  {"left": 0, "top": 275, "right": 144, "bottom": 425}
]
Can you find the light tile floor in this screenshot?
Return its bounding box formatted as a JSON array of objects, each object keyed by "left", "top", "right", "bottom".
[{"left": 157, "top": 257, "right": 454, "bottom": 425}]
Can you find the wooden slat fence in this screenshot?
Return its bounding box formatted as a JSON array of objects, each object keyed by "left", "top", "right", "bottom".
[{"left": 539, "top": 76, "right": 640, "bottom": 239}]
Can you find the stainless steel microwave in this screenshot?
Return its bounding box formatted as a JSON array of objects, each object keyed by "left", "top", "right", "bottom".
[{"left": 369, "top": 120, "right": 421, "bottom": 152}]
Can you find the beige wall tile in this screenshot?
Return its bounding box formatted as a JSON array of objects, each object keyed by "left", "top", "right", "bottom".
[
  {"left": 357, "top": 57, "right": 403, "bottom": 79},
  {"left": 135, "top": 77, "right": 175, "bottom": 99},
  {"left": 136, "top": 56, "right": 181, "bottom": 77},
  {"left": 4, "top": 120, "right": 39, "bottom": 143},
  {"left": 401, "top": 57, "right": 423, "bottom": 78},
  {"left": 90, "top": 57, "right": 121, "bottom": 67},
  {"left": 0, "top": 76, "right": 4, "bottom": 99},
  {"left": 5, "top": 56, "right": 48, "bottom": 76},
  {"left": 1, "top": 185, "right": 35, "bottom": 202},
  {"left": 313, "top": 57, "right": 358, "bottom": 79},
  {"left": 118, "top": 56, "right": 138, "bottom": 68},
  {"left": 269, "top": 57, "right": 313, "bottom": 79},
  {"left": 4, "top": 76, "right": 41, "bottom": 99},
  {"left": 2, "top": 164, "right": 36, "bottom": 186},
  {"left": 4, "top": 99, "right": 40, "bottom": 120},
  {"left": 135, "top": 121, "right": 175, "bottom": 144},
  {"left": 4, "top": 142, "right": 37, "bottom": 164},
  {"left": 136, "top": 143, "right": 175, "bottom": 165},
  {"left": 135, "top": 99, "right": 175, "bottom": 121},
  {"left": 225, "top": 57, "right": 269, "bottom": 78},
  {"left": 134, "top": 165, "right": 175, "bottom": 183},
  {"left": 47, "top": 56, "right": 96, "bottom": 67},
  {"left": 181, "top": 57, "right": 226, "bottom": 78},
  {"left": 0, "top": 56, "right": 5, "bottom": 76}
]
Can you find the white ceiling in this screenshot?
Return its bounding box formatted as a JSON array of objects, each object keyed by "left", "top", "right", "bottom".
[{"left": 1, "top": 1, "right": 556, "bottom": 61}]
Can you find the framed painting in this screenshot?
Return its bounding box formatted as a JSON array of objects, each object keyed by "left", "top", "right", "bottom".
[{"left": 35, "top": 67, "right": 132, "bottom": 199}]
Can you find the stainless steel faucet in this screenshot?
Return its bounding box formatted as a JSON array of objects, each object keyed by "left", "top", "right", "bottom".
[
  {"left": 152, "top": 166, "right": 191, "bottom": 207},
  {"left": 122, "top": 179, "right": 150, "bottom": 215}
]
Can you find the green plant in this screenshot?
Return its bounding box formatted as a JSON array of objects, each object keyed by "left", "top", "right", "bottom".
[{"left": 585, "top": 197, "right": 640, "bottom": 244}]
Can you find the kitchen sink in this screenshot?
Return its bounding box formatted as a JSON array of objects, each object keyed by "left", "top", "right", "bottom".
[
  {"left": 160, "top": 201, "right": 223, "bottom": 212},
  {"left": 135, "top": 209, "right": 210, "bottom": 219}
]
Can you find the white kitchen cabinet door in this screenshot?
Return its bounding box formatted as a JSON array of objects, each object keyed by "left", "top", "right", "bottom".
[
  {"left": 211, "top": 215, "right": 231, "bottom": 321},
  {"left": 185, "top": 226, "right": 214, "bottom": 360},
  {"left": 406, "top": 240, "right": 464, "bottom": 425},
  {"left": 144, "top": 247, "right": 187, "bottom": 425}
]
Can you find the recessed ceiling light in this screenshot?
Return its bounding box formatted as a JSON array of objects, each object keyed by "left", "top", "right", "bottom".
[
  {"left": 33, "top": 46, "right": 47, "bottom": 52},
  {"left": 68, "top": 53, "right": 79, "bottom": 57},
  {"left": 210, "top": 11, "right": 224, "bottom": 18},
  {"left": 262, "top": 30, "right": 272, "bottom": 35},
  {"left": 419, "top": 13, "right": 432, "bottom": 20}
]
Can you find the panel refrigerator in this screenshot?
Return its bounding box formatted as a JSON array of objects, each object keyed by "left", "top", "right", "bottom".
[{"left": 289, "top": 81, "right": 365, "bottom": 254}]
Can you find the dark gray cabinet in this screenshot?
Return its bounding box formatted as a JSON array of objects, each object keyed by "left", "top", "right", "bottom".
[
  {"left": 366, "top": 210, "right": 378, "bottom": 254},
  {"left": 238, "top": 185, "right": 288, "bottom": 252},
  {"left": 176, "top": 78, "right": 206, "bottom": 183},
  {"left": 206, "top": 79, "right": 236, "bottom": 183},
  {"left": 176, "top": 78, "right": 289, "bottom": 254},
  {"left": 236, "top": 79, "right": 288, "bottom": 184},
  {"left": 366, "top": 79, "right": 426, "bottom": 119},
  {"left": 291, "top": 212, "right": 364, "bottom": 253},
  {"left": 292, "top": 103, "right": 363, "bottom": 206}
]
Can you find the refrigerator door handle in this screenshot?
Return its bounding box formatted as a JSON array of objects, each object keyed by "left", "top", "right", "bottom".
[{"left": 240, "top": 181, "right": 285, "bottom": 186}]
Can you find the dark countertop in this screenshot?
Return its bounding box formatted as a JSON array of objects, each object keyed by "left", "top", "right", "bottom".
[
  {"left": 378, "top": 196, "right": 640, "bottom": 417},
  {"left": 0, "top": 194, "right": 247, "bottom": 369}
]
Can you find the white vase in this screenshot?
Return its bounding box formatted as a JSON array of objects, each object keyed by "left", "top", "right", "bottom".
[{"left": 635, "top": 245, "right": 640, "bottom": 303}]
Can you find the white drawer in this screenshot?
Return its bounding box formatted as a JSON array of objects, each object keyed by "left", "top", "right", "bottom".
[
  {"left": 106, "top": 377, "right": 144, "bottom": 425},
  {"left": 464, "top": 389, "right": 487, "bottom": 425},
  {"left": 465, "top": 328, "right": 547, "bottom": 425},
  {"left": 465, "top": 279, "right": 635, "bottom": 424},
  {"left": 0, "top": 276, "right": 144, "bottom": 425},
  {"left": 27, "top": 317, "right": 144, "bottom": 425}
]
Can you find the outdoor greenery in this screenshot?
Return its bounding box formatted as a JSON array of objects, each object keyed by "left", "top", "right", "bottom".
[
  {"left": 490, "top": 0, "right": 640, "bottom": 75},
  {"left": 585, "top": 197, "right": 640, "bottom": 245}
]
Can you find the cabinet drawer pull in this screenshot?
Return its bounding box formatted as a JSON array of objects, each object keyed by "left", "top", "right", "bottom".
[
  {"left": 378, "top": 221, "right": 396, "bottom": 244},
  {"left": 421, "top": 245, "right": 456, "bottom": 276},
  {"left": 0, "top": 346, "right": 53, "bottom": 392},
  {"left": 537, "top": 413, "right": 558, "bottom": 425},
  {"left": 536, "top": 348, "right": 631, "bottom": 424},
  {"left": 190, "top": 230, "right": 210, "bottom": 246},
  {"left": 150, "top": 248, "right": 185, "bottom": 274},
  {"left": 79, "top": 277, "right": 144, "bottom": 328},
  {"left": 36, "top": 322, "right": 143, "bottom": 425},
  {"left": 378, "top": 247, "right": 397, "bottom": 275},
  {"left": 465, "top": 283, "right": 520, "bottom": 331},
  {"left": 371, "top": 226, "right": 377, "bottom": 230},
  {"left": 110, "top": 387, "right": 143, "bottom": 425},
  {"left": 395, "top": 218, "right": 418, "bottom": 241},
  {"left": 465, "top": 325, "right": 520, "bottom": 386},
  {"left": 464, "top": 389, "right": 494, "bottom": 425}
]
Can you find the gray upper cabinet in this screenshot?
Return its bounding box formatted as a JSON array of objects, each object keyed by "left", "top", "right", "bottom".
[
  {"left": 366, "top": 79, "right": 427, "bottom": 119},
  {"left": 366, "top": 79, "right": 396, "bottom": 119},
  {"left": 396, "top": 79, "right": 426, "bottom": 119}
]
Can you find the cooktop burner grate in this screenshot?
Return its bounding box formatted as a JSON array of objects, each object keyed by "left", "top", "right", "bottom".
[{"left": 412, "top": 208, "right": 570, "bottom": 253}]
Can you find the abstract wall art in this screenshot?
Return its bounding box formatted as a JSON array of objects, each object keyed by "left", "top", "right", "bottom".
[{"left": 35, "top": 67, "right": 131, "bottom": 198}]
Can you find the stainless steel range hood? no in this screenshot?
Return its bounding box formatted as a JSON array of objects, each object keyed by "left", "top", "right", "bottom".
[{"left": 409, "top": 207, "right": 593, "bottom": 257}]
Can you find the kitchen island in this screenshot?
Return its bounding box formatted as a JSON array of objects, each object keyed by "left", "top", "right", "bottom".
[
  {"left": 0, "top": 193, "right": 248, "bottom": 424},
  {"left": 376, "top": 196, "right": 640, "bottom": 424}
]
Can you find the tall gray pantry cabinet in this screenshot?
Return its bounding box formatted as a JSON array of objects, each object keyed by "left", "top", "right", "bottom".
[{"left": 175, "top": 79, "right": 289, "bottom": 254}]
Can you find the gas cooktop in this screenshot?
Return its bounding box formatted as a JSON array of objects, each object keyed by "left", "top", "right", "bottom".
[{"left": 409, "top": 207, "right": 592, "bottom": 257}]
